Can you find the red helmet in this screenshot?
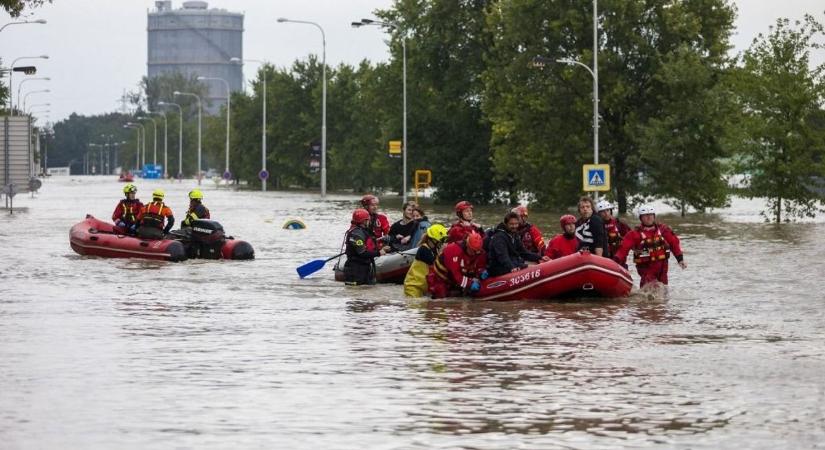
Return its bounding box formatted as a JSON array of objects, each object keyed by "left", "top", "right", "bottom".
[
  {"left": 559, "top": 214, "right": 577, "bottom": 230},
  {"left": 511, "top": 205, "right": 528, "bottom": 217},
  {"left": 455, "top": 200, "right": 473, "bottom": 217},
  {"left": 360, "top": 194, "right": 378, "bottom": 207},
  {"left": 351, "top": 208, "right": 370, "bottom": 223},
  {"left": 466, "top": 231, "right": 484, "bottom": 252}
]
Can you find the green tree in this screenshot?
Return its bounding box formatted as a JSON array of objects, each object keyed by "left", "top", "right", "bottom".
[
  {"left": 326, "top": 61, "right": 395, "bottom": 194},
  {"left": 139, "top": 72, "right": 209, "bottom": 113},
  {"left": 732, "top": 15, "right": 825, "bottom": 222},
  {"left": 638, "top": 45, "right": 734, "bottom": 216},
  {"left": 483, "top": 0, "right": 737, "bottom": 211},
  {"left": 379, "top": 0, "right": 496, "bottom": 203},
  {"left": 48, "top": 113, "right": 134, "bottom": 174}
]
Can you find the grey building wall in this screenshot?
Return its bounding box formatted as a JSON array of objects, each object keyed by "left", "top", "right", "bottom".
[{"left": 147, "top": 1, "right": 243, "bottom": 115}]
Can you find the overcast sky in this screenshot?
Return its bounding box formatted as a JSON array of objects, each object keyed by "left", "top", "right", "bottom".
[{"left": 2, "top": 0, "right": 823, "bottom": 123}]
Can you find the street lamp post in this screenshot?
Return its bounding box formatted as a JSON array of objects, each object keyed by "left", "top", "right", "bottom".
[
  {"left": 126, "top": 122, "right": 145, "bottom": 169},
  {"left": 8, "top": 54, "right": 48, "bottom": 113},
  {"left": 197, "top": 76, "right": 232, "bottom": 180},
  {"left": 16, "top": 77, "right": 49, "bottom": 111},
  {"left": 137, "top": 115, "right": 157, "bottom": 166},
  {"left": 277, "top": 17, "right": 327, "bottom": 198},
  {"left": 352, "top": 18, "right": 408, "bottom": 203},
  {"left": 158, "top": 101, "right": 183, "bottom": 180},
  {"left": 100, "top": 134, "right": 114, "bottom": 175},
  {"left": 0, "top": 18, "right": 46, "bottom": 32},
  {"left": 25, "top": 103, "right": 49, "bottom": 115},
  {"left": 174, "top": 91, "right": 203, "bottom": 184},
  {"left": 40, "top": 130, "right": 52, "bottom": 175},
  {"left": 124, "top": 124, "right": 141, "bottom": 172},
  {"left": 235, "top": 57, "right": 268, "bottom": 191},
  {"left": 157, "top": 111, "right": 168, "bottom": 178},
  {"left": 89, "top": 143, "right": 100, "bottom": 175},
  {"left": 21, "top": 88, "right": 49, "bottom": 114}
]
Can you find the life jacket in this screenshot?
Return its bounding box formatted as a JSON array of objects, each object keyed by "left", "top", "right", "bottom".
[
  {"left": 141, "top": 201, "right": 168, "bottom": 230},
  {"left": 345, "top": 225, "right": 378, "bottom": 264},
  {"left": 518, "top": 223, "right": 544, "bottom": 253},
  {"left": 433, "top": 242, "right": 483, "bottom": 289},
  {"left": 605, "top": 218, "right": 625, "bottom": 255},
  {"left": 369, "top": 213, "right": 390, "bottom": 240},
  {"left": 118, "top": 199, "right": 141, "bottom": 224},
  {"left": 632, "top": 224, "right": 670, "bottom": 264},
  {"left": 448, "top": 221, "right": 485, "bottom": 244},
  {"left": 182, "top": 203, "right": 210, "bottom": 228}
]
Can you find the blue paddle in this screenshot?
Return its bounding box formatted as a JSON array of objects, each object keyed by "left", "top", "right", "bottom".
[{"left": 297, "top": 253, "right": 345, "bottom": 279}]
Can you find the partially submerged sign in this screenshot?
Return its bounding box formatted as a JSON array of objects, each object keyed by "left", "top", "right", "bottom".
[{"left": 1, "top": 116, "right": 33, "bottom": 193}]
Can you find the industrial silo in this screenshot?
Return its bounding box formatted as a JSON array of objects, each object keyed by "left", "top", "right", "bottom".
[{"left": 147, "top": 0, "right": 243, "bottom": 114}]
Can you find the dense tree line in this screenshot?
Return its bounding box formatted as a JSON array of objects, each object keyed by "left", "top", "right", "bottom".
[{"left": 42, "top": 0, "right": 825, "bottom": 221}]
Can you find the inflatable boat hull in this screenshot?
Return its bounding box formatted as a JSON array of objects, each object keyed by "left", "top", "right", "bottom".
[
  {"left": 70, "top": 215, "right": 254, "bottom": 262},
  {"left": 474, "top": 252, "right": 633, "bottom": 301}
]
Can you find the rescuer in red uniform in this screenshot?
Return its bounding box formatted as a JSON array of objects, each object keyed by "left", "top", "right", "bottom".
[
  {"left": 613, "top": 205, "right": 687, "bottom": 287},
  {"left": 427, "top": 231, "right": 487, "bottom": 298},
  {"left": 511, "top": 205, "right": 545, "bottom": 254},
  {"left": 545, "top": 214, "right": 579, "bottom": 260},
  {"left": 596, "top": 199, "right": 631, "bottom": 259},
  {"left": 447, "top": 201, "right": 484, "bottom": 243},
  {"left": 361, "top": 194, "right": 390, "bottom": 244},
  {"left": 112, "top": 183, "right": 143, "bottom": 235}
]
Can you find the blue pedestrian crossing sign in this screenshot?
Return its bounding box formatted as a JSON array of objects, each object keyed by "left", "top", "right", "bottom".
[{"left": 582, "top": 164, "right": 610, "bottom": 192}]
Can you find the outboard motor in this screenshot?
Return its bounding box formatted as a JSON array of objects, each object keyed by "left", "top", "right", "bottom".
[{"left": 190, "top": 219, "right": 226, "bottom": 259}]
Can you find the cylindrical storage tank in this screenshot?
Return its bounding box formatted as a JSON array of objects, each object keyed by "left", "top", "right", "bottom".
[{"left": 147, "top": 1, "right": 243, "bottom": 114}]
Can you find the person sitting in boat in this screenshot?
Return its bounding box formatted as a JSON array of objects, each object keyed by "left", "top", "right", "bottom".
[
  {"left": 575, "top": 196, "right": 607, "bottom": 257},
  {"left": 427, "top": 231, "right": 487, "bottom": 298},
  {"left": 487, "top": 212, "right": 548, "bottom": 277},
  {"left": 344, "top": 208, "right": 387, "bottom": 285},
  {"left": 112, "top": 183, "right": 143, "bottom": 235},
  {"left": 409, "top": 205, "right": 431, "bottom": 247},
  {"left": 545, "top": 214, "right": 579, "bottom": 259},
  {"left": 404, "top": 223, "right": 448, "bottom": 297},
  {"left": 511, "top": 205, "right": 546, "bottom": 254},
  {"left": 387, "top": 201, "right": 420, "bottom": 251},
  {"left": 613, "top": 204, "right": 686, "bottom": 288},
  {"left": 596, "top": 200, "right": 630, "bottom": 259},
  {"left": 136, "top": 189, "right": 175, "bottom": 240},
  {"left": 447, "top": 201, "right": 484, "bottom": 243},
  {"left": 361, "top": 194, "right": 390, "bottom": 244},
  {"left": 180, "top": 189, "right": 210, "bottom": 229}
]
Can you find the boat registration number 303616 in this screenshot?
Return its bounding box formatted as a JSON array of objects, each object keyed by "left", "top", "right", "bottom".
[{"left": 509, "top": 269, "right": 542, "bottom": 287}]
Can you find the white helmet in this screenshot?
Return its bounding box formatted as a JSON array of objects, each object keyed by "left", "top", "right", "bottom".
[
  {"left": 637, "top": 204, "right": 656, "bottom": 217},
  {"left": 596, "top": 200, "right": 613, "bottom": 212}
]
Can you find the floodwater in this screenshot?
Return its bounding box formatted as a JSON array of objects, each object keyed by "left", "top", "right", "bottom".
[{"left": 1, "top": 176, "right": 823, "bottom": 449}]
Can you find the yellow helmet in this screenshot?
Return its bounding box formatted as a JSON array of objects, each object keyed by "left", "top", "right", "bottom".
[
  {"left": 426, "top": 223, "right": 449, "bottom": 242},
  {"left": 188, "top": 189, "right": 203, "bottom": 200},
  {"left": 152, "top": 188, "right": 165, "bottom": 199},
  {"left": 122, "top": 183, "right": 137, "bottom": 194}
]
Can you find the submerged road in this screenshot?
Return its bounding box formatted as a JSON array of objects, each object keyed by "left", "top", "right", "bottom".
[{"left": 1, "top": 176, "right": 823, "bottom": 449}]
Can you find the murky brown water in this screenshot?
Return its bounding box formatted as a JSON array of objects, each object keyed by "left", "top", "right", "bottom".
[{"left": 1, "top": 176, "right": 823, "bottom": 449}]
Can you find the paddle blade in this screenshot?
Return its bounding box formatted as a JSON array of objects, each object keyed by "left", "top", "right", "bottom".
[{"left": 296, "top": 258, "right": 328, "bottom": 279}]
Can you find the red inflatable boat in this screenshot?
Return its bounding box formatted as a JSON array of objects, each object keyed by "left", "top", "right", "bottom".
[
  {"left": 474, "top": 252, "right": 633, "bottom": 301},
  {"left": 69, "top": 215, "right": 254, "bottom": 262},
  {"left": 119, "top": 172, "right": 135, "bottom": 182}
]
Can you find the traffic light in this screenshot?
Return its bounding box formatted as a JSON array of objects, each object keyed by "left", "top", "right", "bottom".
[{"left": 13, "top": 66, "right": 37, "bottom": 75}]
